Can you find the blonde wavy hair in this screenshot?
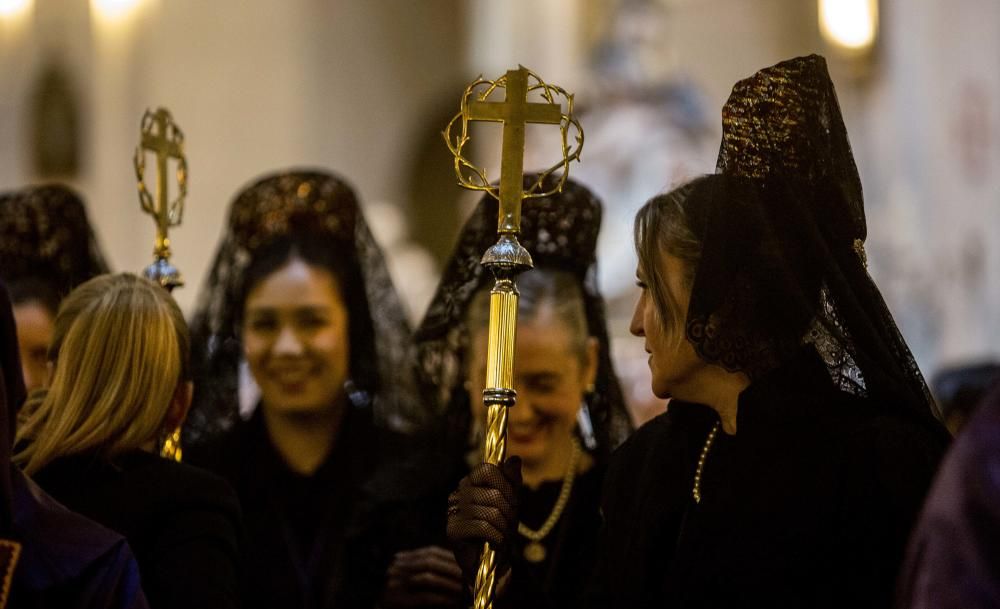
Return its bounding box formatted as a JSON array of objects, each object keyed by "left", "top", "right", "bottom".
[{"left": 15, "top": 273, "right": 190, "bottom": 475}]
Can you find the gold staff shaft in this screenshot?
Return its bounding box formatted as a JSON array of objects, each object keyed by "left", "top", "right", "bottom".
[
  {"left": 153, "top": 129, "right": 171, "bottom": 259},
  {"left": 473, "top": 279, "right": 520, "bottom": 609}
]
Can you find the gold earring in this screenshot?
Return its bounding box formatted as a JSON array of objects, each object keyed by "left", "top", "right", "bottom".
[{"left": 160, "top": 426, "right": 183, "bottom": 462}]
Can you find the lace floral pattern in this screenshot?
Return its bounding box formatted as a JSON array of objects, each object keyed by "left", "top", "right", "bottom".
[
  {"left": 0, "top": 184, "right": 109, "bottom": 295},
  {"left": 690, "top": 55, "right": 938, "bottom": 422}
]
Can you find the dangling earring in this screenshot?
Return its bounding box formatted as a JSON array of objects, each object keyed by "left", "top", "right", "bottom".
[
  {"left": 160, "top": 426, "right": 183, "bottom": 462},
  {"left": 577, "top": 385, "right": 598, "bottom": 451}
]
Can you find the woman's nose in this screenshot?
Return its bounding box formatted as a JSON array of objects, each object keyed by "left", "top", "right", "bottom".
[
  {"left": 629, "top": 296, "right": 645, "bottom": 337},
  {"left": 273, "top": 326, "right": 304, "bottom": 355}
]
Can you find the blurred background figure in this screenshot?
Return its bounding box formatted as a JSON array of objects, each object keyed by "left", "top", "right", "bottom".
[
  {"left": 930, "top": 362, "right": 1000, "bottom": 435},
  {"left": 1, "top": 282, "right": 148, "bottom": 608},
  {"left": 15, "top": 274, "right": 241, "bottom": 609},
  {"left": 898, "top": 378, "right": 1000, "bottom": 609},
  {"left": 0, "top": 184, "right": 109, "bottom": 393}
]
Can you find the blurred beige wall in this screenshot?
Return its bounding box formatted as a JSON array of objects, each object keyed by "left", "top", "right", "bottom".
[{"left": 0, "top": 0, "right": 465, "bottom": 315}]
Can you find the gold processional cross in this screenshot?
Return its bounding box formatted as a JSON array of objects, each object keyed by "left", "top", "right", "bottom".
[
  {"left": 134, "top": 107, "right": 187, "bottom": 291},
  {"left": 445, "top": 65, "right": 583, "bottom": 609},
  {"left": 134, "top": 107, "right": 188, "bottom": 463},
  {"left": 466, "top": 66, "right": 562, "bottom": 234}
]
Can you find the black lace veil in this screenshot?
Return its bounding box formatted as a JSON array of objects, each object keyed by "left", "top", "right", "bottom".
[
  {"left": 0, "top": 184, "right": 109, "bottom": 298},
  {"left": 186, "top": 170, "right": 418, "bottom": 444},
  {"left": 683, "top": 55, "right": 940, "bottom": 424},
  {"left": 415, "top": 175, "right": 633, "bottom": 460}
]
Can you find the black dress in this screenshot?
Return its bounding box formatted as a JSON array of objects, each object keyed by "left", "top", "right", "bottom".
[
  {"left": 393, "top": 429, "right": 606, "bottom": 609},
  {"left": 187, "top": 404, "right": 395, "bottom": 609},
  {"left": 33, "top": 451, "right": 242, "bottom": 609},
  {"left": 503, "top": 465, "right": 604, "bottom": 609},
  {"left": 587, "top": 351, "right": 948, "bottom": 609}
]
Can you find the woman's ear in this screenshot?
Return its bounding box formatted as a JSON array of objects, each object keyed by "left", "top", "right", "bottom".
[{"left": 164, "top": 381, "right": 194, "bottom": 431}]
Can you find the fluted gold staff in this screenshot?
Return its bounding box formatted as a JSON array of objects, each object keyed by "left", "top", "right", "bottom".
[{"left": 443, "top": 65, "right": 583, "bottom": 609}]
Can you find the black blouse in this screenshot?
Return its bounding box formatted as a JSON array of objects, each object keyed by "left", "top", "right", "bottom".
[
  {"left": 587, "top": 350, "right": 948, "bottom": 609},
  {"left": 187, "top": 404, "right": 395, "bottom": 609},
  {"left": 503, "top": 465, "right": 604, "bottom": 609},
  {"left": 33, "top": 450, "right": 242, "bottom": 609}
]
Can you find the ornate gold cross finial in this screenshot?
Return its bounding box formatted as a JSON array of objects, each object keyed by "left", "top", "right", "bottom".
[
  {"left": 445, "top": 66, "right": 583, "bottom": 609},
  {"left": 465, "top": 66, "right": 561, "bottom": 234},
  {"left": 134, "top": 107, "right": 187, "bottom": 290},
  {"left": 445, "top": 65, "right": 583, "bottom": 238}
]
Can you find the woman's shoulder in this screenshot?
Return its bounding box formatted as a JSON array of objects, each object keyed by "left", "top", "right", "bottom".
[
  {"left": 817, "top": 391, "right": 950, "bottom": 457},
  {"left": 611, "top": 402, "right": 715, "bottom": 466},
  {"left": 138, "top": 454, "right": 239, "bottom": 504},
  {"left": 603, "top": 402, "right": 715, "bottom": 504},
  {"left": 57, "top": 451, "right": 240, "bottom": 521}
]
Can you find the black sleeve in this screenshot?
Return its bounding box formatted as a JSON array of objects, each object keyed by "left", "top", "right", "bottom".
[
  {"left": 583, "top": 408, "right": 706, "bottom": 609},
  {"left": 831, "top": 415, "right": 947, "bottom": 609},
  {"left": 141, "top": 476, "right": 243, "bottom": 609}
]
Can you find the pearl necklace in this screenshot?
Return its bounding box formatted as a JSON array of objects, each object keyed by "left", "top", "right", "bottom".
[
  {"left": 518, "top": 438, "right": 582, "bottom": 563},
  {"left": 692, "top": 421, "right": 721, "bottom": 504}
]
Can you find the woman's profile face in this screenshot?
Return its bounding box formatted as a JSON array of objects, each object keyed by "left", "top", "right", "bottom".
[
  {"left": 242, "top": 258, "right": 350, "bottom": 416},
  {"left": 12, "top": 301, "right": 55, "bottom": 393},
  {"left": 467, "top": 305, "right": 597, "bottom": 470},
  {"left": 630, "top": 253, "right": 705, "bottom": 399}
]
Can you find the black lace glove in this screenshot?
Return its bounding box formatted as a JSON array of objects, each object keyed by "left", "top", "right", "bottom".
[
  {"left": 381, "top": 546, "right": 464, "bottom": 608},
  {"left": 446, "top": 457, "right": 522, "bottom": 586}
]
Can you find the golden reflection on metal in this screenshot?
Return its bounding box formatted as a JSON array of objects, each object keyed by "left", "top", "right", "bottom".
[
  {"left": 159, "top": 426, "right": 183, "bottom": 463},
  {"left": 135, "top": 107, "right": 187, "bottom": 290},
  {"left": 445, "top": 66, "right": 583, "bottom": 609}
]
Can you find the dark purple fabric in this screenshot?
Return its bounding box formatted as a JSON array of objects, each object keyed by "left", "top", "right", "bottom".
[
  {"left": 897, "top": 384, "right": 1000, "bottom": 609},
  {"left": 10, "top": 471, "right": 148, "bottom": 608},
  {"left": 0, "top": 283, "right": 22, "bottom": 533}
]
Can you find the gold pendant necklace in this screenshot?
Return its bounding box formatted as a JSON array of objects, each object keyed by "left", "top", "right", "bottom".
[
  {"left": 518, "top": 438, "right": 582, "bottom": 563},
  {"left": 692, "top": 421, "right": 720, "bottom": 504}
]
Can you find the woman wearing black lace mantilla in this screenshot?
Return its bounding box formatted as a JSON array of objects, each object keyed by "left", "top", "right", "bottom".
[
  {"left": 382, "top": 176, "right": 632, "bottom": 609},
  {"left": 184, "top": 170, "right": 422, "bottom": 609},
  {"left": 447, "top": 56, "right": 950, "bottom": 608}
]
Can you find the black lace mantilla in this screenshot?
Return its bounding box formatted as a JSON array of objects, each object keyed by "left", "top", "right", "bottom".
[
  {"left": 0, "top": 184, "right": 109, "bottom": 295},
  {"left": 415, "top": 175, "right": 633, "bottom": 458},
  {"left": 687, "top": 55, "right": 939, "bottom": 424},
  {"left": 186, "top": 170, "right": 418, "bottom": 443}
]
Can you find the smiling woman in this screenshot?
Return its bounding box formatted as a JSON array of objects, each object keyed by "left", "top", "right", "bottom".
[
  {"left": 184, "top": 170, "right": 419, "bottom": 609},
  {"left": 389, "top": 176, "right": 632, "bottom": 609}
]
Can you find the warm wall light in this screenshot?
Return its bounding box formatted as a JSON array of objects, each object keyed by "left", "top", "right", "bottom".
[
  {"left": 0, "top": 0, "right": 31, "bottom": 19},
  {"left": 819, "top": 0, "right": 878, "bottom": 51},
  {"left": 91, "top": 0, "right": 143, "bottom": 22}
]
